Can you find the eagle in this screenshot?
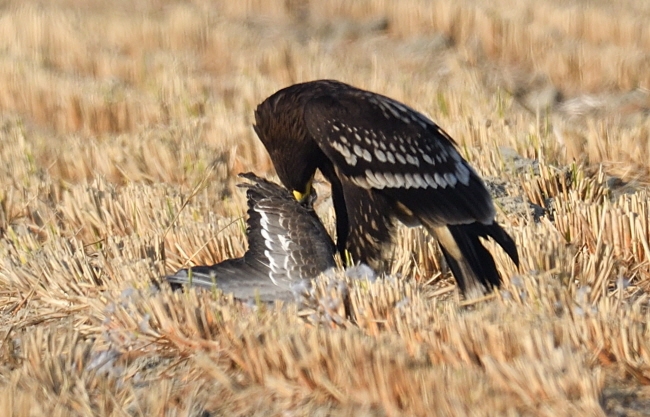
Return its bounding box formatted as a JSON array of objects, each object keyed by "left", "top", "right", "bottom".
[
  {"left": 165, "top": 173, "right": 336, "bottom": 302},
  {"left": 253, "top": 80, "right": 519, "bottom": 298}
]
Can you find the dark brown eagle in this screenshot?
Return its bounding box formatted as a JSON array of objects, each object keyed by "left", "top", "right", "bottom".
[
  {"left": 165, "top": 173, "right": 336, "bottom": 302},
  {"left": 253, "top": 80, "right": 519, "bottom": 298}
]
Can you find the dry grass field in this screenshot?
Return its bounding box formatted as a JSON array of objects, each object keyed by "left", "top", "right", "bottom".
[{"left": 1, "top": 0, "right": 650, "bottom": 415}]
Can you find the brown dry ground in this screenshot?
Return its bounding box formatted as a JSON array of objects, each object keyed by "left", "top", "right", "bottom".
[{"left": 1, "top": 1, "right": 650, "bottom": 416}]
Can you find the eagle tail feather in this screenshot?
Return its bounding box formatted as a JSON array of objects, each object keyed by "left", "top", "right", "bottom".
[{"left": 428, "top": 222, "right": 518, "bottom": 298}]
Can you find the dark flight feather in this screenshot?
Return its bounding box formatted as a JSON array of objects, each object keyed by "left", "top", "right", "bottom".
[{"left": 165, "top": 173, "right": 335, "bottom": 302}]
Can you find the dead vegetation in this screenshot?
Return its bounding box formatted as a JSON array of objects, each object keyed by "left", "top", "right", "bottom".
[{"left": 1, "top": 0, "right": 650, "bottom": 415}]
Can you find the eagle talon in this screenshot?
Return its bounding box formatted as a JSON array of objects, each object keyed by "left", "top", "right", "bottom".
[{"left": 343, "top": 249, "right": 354, "bottom": 268}]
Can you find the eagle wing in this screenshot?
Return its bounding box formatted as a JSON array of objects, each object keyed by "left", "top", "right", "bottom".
[
  {"left": 239, "top": 172, "right": 336, "bottom": 284},
  {"left": 164, "top": 260, "right": 297, "bottom": 302},
  {"left": 303, "top": 90, "right": 496, "bottom": 226},
  {"left": 165, "top": 173, "right": 336, "bottom": 301}
]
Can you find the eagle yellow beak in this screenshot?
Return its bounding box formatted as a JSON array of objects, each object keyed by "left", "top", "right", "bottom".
[
  {"left": 292, "top": 176, "right": 314, "bottom": 203},
  {"left": 293, "top": 189, "right": 308, "bottom": 202}
]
